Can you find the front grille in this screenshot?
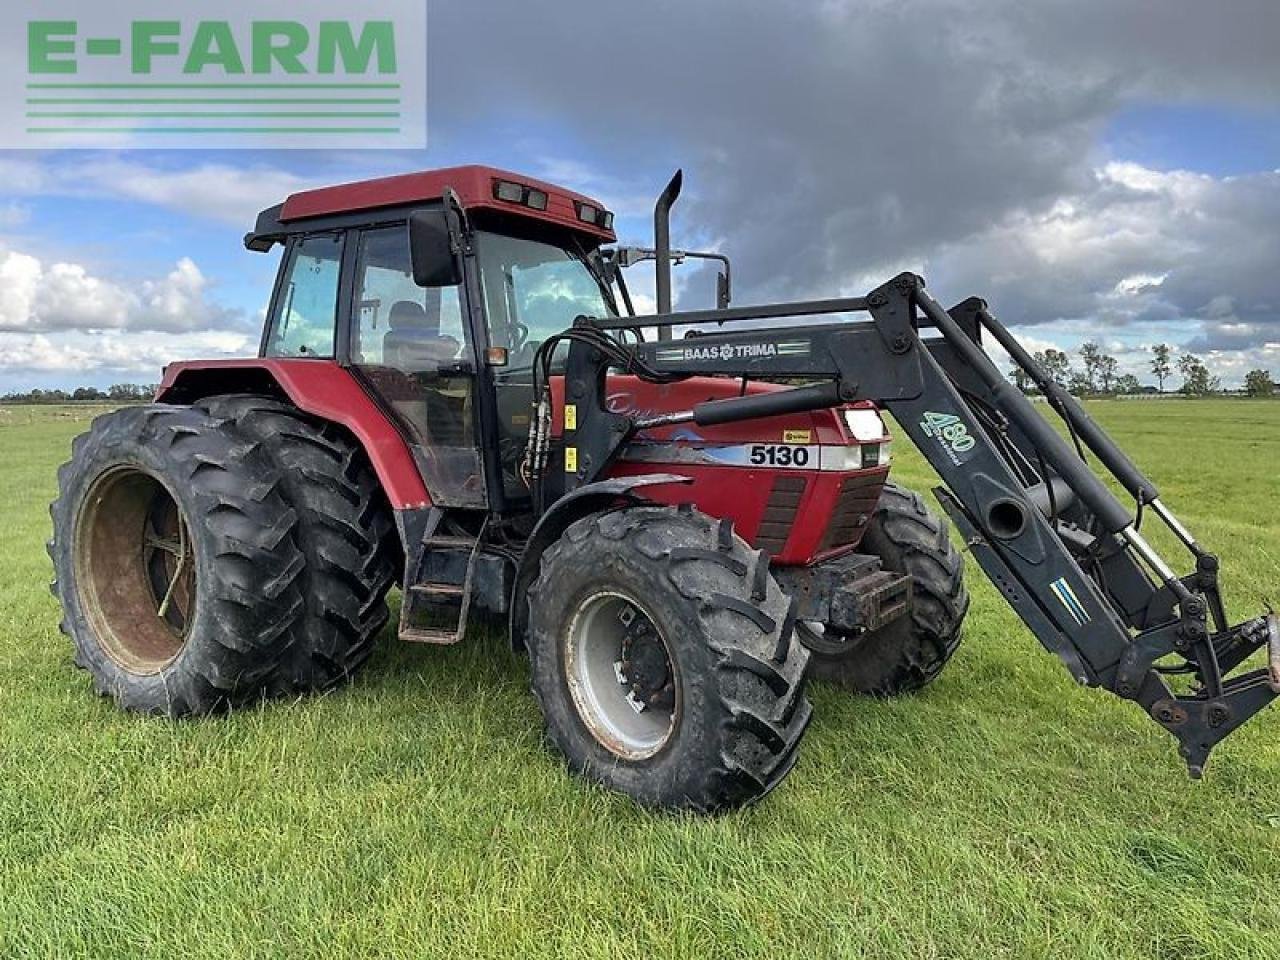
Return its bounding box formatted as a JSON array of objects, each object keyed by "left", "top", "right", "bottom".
[
  {"left": 756, "top": 475, "right": 806, "bottom": 555},
  {"left": 818, "top": 473, "right": 885, "bottom": 552}
]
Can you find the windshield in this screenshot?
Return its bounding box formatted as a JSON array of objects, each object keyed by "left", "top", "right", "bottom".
[{"left": 474, "top": 231, "right": 615, "bottom": 368}]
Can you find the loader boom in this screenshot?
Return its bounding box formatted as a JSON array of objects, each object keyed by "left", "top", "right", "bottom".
[{"left": 546, "top": 271, "right": 1279, "bottom": 776}]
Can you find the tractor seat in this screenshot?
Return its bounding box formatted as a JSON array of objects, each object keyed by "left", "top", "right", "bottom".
[{"left": 382, "top": 300, "right": 460, "bottom": 373}]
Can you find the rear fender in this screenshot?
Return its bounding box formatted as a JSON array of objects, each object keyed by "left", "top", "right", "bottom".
[
  {"left": 508, "top": 474, "right": 691, "bottom": 652},
  {"left": 156, "top": 358, "right": 430, "bottom": 510}
]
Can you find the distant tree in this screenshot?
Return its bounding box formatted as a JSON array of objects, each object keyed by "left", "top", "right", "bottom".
[
  {"left": 1034, "top": 348, "right": 1072, "bottom": 389},
  {"left": 1068, "top": 371, "right": 1093, "bottom": 396},
  {"left": 1151, "top": 343, "right": 1172, "bottom": 393},
  {"left": 1003, "top": 371, "right": 1034, "bottom": 396},
  {"left": 107, "top": 384, "right": 148, "bottom": 403},
  {"left": 1098, "top": 354, "right": 1119, "bottom": 394},
  {"left": 1177, "top": 353, "right": 1220, "bottom": 396},
  {"left": 1, "top": 383, "right": 156, "bottom": 405},
  {"left": 1079, "top": 341, "right": 1102, "bottom": 392},
  {"left": 1114, "top": 373, "right": 1142, "bottom": 395},
  {"left": 1244, "top": 369, "right": 1275, "bottom": 398}
]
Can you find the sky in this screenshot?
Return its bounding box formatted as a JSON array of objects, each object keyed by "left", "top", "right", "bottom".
[{"left": 2, "top": 0, "right": 1280, "bottom": 392}]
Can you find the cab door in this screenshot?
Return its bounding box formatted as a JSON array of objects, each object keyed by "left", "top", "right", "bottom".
[{"left": 346, "top": 223, "right": 488, "bottom": 508}]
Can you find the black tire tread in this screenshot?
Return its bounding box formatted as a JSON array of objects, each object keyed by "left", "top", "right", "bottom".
[
  {"left": 806, "top": 482, "right": 969, "bottom": 696},
  {"left": 527, "top": 505, "right": 812, "bottom": 812},
  {"left": 196, "top": 395, "right": 397, "bottom": 693},
  {"left": 48, "top": 404, "right": 305, "bottom": 715}
]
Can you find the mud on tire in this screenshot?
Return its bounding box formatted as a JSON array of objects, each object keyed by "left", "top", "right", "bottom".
[
  {"left": 803, "top": 482, "right": 969, "bottom": 696},
  {"left": 526, "top": 505, "right": 812, "bottom": 812},
  {"left": 198, "top": 396, "right": 398, "bottom": 693},
  {"left": 48, "top": 404, "right": 305, "bottom": 715}
]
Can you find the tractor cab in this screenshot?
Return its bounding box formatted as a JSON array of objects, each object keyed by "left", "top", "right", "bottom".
[{"left": 249, "top": 165, "right": 620, "bottom": 511}]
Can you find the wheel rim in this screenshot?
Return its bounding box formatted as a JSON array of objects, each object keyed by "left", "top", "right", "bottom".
[
  {"left": 74, "top": 466, "right": 196, "bottom": 674},
  {"left": 564, "top": 591, "right": 678, "bottom": 760},
  {"left": 797, "top": 620, "right": 865, "bottom": 655}
]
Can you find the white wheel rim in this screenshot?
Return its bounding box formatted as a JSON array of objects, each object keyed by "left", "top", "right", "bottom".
[{"left": 563, "top": 591, "right": 678, "bottom": 760}]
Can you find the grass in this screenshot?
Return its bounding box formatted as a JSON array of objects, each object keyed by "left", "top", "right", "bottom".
[{"left": 2, "top": 399, "right": 1280, "bottom": 958}]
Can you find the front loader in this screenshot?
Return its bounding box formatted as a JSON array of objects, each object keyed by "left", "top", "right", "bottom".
[{"left": 49, "top": 164, "right": 1278, "bottom": 811}]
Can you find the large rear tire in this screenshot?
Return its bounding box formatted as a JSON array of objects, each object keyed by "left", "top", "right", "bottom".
[
  {"left": 197, "top": 396, "right": 398, "bottom": 694},
  {"left": 526, "top": 505, "right": 812, "bottom": 812},
  {"left": 802, "top": 483, "right": 968, "bottom": 696},
  {"left": 49, "top": 405, "right": 305, "bottom": 715}
]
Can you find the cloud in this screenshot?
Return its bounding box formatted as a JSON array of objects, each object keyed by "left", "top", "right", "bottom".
[
  {"left": 0, "top": 203, "right": 30, "bottom": 230},
  {"left": 0, "top": 329, "right": 254, "bottom": 376},
  {"left": 924, "top": 164, "right": 1280, "bottom": 354},
  {"left": 0, "top": 156, "right": 314, "bottom": 227},
  {"left": 0, "top": 248, "right": 247, "bottom": 334},
  {"left": 429, "top": 0, "right": 1280, "bottom": 375},
  {"left": 5, "top": 1, "right": 1280, "bottom": 388}
]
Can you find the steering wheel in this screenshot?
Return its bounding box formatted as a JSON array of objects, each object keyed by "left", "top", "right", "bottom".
[{"left": 507, "top": 321, "right": 530, "bottom": 352}]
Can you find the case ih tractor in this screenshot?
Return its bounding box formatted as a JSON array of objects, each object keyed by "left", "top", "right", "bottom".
[{"left": 50, "top": 165, "right": 1279, "bottom": 811}]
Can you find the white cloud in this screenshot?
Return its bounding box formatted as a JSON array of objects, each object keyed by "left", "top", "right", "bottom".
[
  {"left": 0, "top": 248, "right": 245, "bottom": 334},
  {"left": 921, "top": 162, "right": 1280, "bottom": 384},
  {"left": 0, "top": 329, "right": 254, "bottom": 376},
  {"left": 0, "top": 203, "right": 30, "bottom": 230},
  {"left": 0, "top": 156, "right": 314, "bottom": 227}
]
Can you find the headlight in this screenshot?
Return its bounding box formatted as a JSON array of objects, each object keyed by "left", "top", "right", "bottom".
[
  {"left": 818, "top": 442, "right": 891, "bottom": 471},
  {"left": 843, "top": 407, "right": 887, "bottom": 442},
  {"left": 863, "top": 441, "right": 891, "bottom": 468}
]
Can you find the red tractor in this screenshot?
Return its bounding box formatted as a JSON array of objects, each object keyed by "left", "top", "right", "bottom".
[{"left": 50, "top": 165, "right": 1279, "bottom": 811}]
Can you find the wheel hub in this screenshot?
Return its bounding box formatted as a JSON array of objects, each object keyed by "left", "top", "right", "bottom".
[
  {"left": 564, "top": 591, "right": 679, "bottom": 760},
  {"left": 618, "top": 619, "right": 675, "bottom": 712},
  {"left": 74, "top": 466, "right": 196, "bottom": 674}
]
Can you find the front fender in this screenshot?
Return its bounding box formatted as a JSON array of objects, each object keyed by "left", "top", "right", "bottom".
[{"left": 507, "top": 474, "right": 691, "bottom": 651}]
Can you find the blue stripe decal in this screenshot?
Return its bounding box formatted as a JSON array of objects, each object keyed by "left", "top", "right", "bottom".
[{"left": 1050, "top": 577, "right": 1090, "bottom": 626}]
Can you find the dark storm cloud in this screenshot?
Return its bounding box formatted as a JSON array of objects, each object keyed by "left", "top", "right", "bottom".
[{"left": 430, "top": 0, "right": 1280, "bottom": 353}]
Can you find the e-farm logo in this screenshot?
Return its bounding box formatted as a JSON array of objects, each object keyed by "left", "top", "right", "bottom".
[{"left": 7, "top": 1, "right": 426, "bottom": 149}]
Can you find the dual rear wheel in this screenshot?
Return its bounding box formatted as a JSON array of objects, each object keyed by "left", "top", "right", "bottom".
[{"left": 49, "top": 400, "right": 396, "bottom": 715}]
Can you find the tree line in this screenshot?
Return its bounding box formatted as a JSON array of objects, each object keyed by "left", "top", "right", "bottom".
[
  {"left": 1010, "top": 342, "right": 1275, "bottom": 398},
  {"left": 0, "top": 384, "right": 158, "bottom": 405}
]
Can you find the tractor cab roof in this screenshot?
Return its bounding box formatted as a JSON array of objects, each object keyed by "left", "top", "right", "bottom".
[{"left": 245, "top": 164, "right": 616, "bottom": 252}]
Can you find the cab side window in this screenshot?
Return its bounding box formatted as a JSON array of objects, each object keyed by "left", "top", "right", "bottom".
[
  {"left": 352, "top": 226, "right": 465, "bottom": 372},
  {"left": 348, "top": 223, "right": 482, "bottom": 503},
  {"left": 264, "top": 234, "right": 343, "bottom": 358}
]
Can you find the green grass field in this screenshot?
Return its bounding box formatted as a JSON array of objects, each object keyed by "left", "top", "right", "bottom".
[{"left": 3, "top": 400, "right": 1279, "bottom": 958}]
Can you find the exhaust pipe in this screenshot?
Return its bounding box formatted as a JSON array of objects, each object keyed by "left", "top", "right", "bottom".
[{"left": 654, "top": 169, "right": 682, "bottom": 339}]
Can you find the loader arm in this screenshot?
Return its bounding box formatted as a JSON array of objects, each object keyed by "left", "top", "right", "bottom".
[{"left": 543, "top": 272, "right": 1278, "bottom": 776}]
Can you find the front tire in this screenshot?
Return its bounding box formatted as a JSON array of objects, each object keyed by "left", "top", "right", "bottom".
[
  {"left": 802, "top": 483, "right": 969, "bottom": 696},
  {"left": 527, "top": 506, "right": 812, "bottom": 812},
  {"left": 49, "top": 405, "right": 305, "bottom": 715}
]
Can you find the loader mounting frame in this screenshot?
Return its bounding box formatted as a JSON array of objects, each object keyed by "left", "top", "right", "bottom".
[{"left": 550, "top": 272, "right": 1278, "bottom": 776}]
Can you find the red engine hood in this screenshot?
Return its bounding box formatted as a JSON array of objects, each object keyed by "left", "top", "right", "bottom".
[{"left": 552, "top": 374, "right": 876, "bottom": 444}]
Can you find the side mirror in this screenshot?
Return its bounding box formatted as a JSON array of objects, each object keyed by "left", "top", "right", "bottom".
[{"left": 408, "top": 210, "right": 461, "bottom": 287}]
